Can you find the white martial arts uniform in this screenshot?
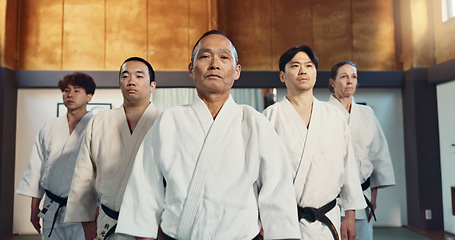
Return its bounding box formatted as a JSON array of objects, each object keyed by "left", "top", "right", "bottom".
[
  {"left": 116, "top": 95, "right": 301, "bottom": 240},
  {"left": 329, "top": 95, "right": 395, "bottom": 240},
  {"left": 263, "top": 97, "right": 366, "bottom": 240},
  {"left": 16, "top": 112, "right": 94, "bottom": 240},
  {"left": 65, "top": 104, "right": 162, "bottom": 240}
]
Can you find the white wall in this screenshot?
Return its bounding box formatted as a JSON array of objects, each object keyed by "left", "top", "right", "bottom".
[
  {"left": 437, "top": 80, "right": 455, "bottom": 235},
  {"left": 276, "top": 88, "right": 407, "bottom": 227}
]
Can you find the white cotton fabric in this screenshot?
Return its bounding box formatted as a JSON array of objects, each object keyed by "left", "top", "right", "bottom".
[
  {"left": 329, "top": 95, "right": 395, "bottom": 219},
  {"left": 65, "top": 104, "right": 162, "bottom": 238},
  {"left": 116, "top": 95, "right": 301, "bottom": 240},
  {"left": 263, "top": 97, "right": 366, "bottom": 239},
  {"left": 16, "top": 112, "right": 93, "bottom": 231}
]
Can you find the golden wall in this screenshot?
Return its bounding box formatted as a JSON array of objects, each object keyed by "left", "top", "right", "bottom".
[
  {"left": 5, "top": 0, "right": 453, "bottom": 71},
  {"left": 432, "top": 0, "right": 455, "bottom": 65}
]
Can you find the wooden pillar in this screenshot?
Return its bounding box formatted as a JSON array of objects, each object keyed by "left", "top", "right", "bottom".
[
  {"left": 0, "top": 67, "right": 17, "bottom": 238},
  {"left": 402, "top": 68, "right": 443, "bottom": 230}
]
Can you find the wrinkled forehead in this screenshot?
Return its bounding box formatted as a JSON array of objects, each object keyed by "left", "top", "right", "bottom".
[{"left": 197, "top": 35, "right": 233, "bottom": 52}]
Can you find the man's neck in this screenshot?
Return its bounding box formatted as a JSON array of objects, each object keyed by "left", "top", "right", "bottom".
[
  {"left": 66, "top": 107, "right": 88, "bottom": 134},
  {"left": 123, "top": 101, "right": 150, "bottom": 133},
  {"left": 197, "top": 91, "right": 230, "bottom": 119},
  {"left": 334, "top": 94, "right": 352, "bottom": 113},
  {"left": 286, "top": 89, "right": 314, "bottom": 128}
]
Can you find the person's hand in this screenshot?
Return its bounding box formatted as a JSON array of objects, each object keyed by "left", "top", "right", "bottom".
[
  {"left": 30, "top": 197, "right": 41, "bottom": 233},
  {"left": 341, "top": 210, "right": 356, "bottom": 240},
  {"left": 82, "top": 221, "right": 97, "bottom": 240},
  {"left": 258, "top": 228, "right": 264, "bottom": 240},
  {"left": 368, "top": 187, "right": 378, "bottom": 222}
]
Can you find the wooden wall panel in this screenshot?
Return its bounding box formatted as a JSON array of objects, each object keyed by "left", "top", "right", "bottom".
[
  {"left": 0, "top": 0, "right": 6, "bottom": 68},
  {"left": 432, "top": 0, "right": 455, "bottom": 65},
  {"left": 409, "top": 0, "right": 434, "bottom": 68},
  {"left": 312, "top": 0, "right": 353, "bottom": 70},
  {"left": 353, "top": 1, "right": 396, "bottom": 70},
  {"left": 188, "top": 0, "right": 211, "bottom": 64},
  {"left": 271, "top": 0, "right": 313, "bottom": 71},
  {"left": 398, "top": 0, "right": 414, "bottom": 70},
  {"left": 105, "top": 0, "right": 148, "bottom": 70},
  {"left": 0, "top": 0, "right": 5, "bottom": 67},
  {"left": 11, "top": 0, "right": 404, "bottom": 71},
  {"left": 3, "top": 0, "right": 19, "bottom": 69},
  {"left": 62, "top": 0, "right": 104, "bottom": 70},
  {"left": 148, "top": 0, "right": 191, "bottom": 70},
  {"left": 18, "top": 0, "right": 63, "bottom": 70},
  {"left": 218, "top": 0, "right": 273, "bottom": 70}
]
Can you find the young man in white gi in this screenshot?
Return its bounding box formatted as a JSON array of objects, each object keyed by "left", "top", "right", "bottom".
[
  {"left": 65, "top": 57, "right": 162, "bottom": 240},
  {"left": 16, "top": 72, "right": 96, "bottom": 240},
  {"left": 115, "top": 30, "right": 301, "bottom": 240},
  {"left": 262, "top": 46, "right": 366, "bottom": 240},
  {"left": 328, "top": 61, "right": 395, "bottom": 240}
]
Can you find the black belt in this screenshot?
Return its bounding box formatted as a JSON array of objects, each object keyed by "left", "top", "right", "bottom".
[
  {"left": 163, "top": 233, "right": 260, "bottom": 240},
  {"left": 298, "top": 199, "right": 339, "bottom": 240},
  {"left": 361, "top": 177, "right": 377, "bottom": 221},
  {"left": 44, "top": 190, "right": 68, "bottom": 238},
  {"left": 100, "top": 204, "right": 119, "bottom": 239}
]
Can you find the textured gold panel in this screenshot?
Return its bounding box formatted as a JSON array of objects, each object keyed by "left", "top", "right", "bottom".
[
  {"left": 432, "top": 0, "right": 455, "bottom": 65},
  {"left": 218, "top": 0, "right": 273, "bottom": 70},
  {"left": 353, "top": 0, "right": 396, "bottom": 70},
  {"left": 270, "top": 0, "right": 313, "bottom": 71},
  {"left": 62, "top": 0, "right": 104, "bottom": 70},
  {"left": 105, "top": 0, "right": 148, "bottom": 70},
  {"left": 188, "top": 0, "right": 211, "bottom": 63},
  {"left": 312, "top": 0, "right": 353, "bottom": 70},
  {"left": 0, "top": 0, "right": 7, "bottom": 67},
  {"left": 148, "top": 0, "right": 191, "bottom": 70},
  {"left": 18, "top": 0, "right": 63, "bottom": 70},
  {"left": 3, "top": 0, "right": 19, "bottom": 69}
]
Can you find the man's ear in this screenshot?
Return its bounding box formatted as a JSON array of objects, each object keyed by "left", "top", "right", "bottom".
[
  {"left": 86, "top": 94, "right": 93, "bottom": 103},
  {"left": 150, "top": 81, "right": 157, "bottom": 93},
  {"left": 188, "top": 62, "right": 194, "bottom": 78},
  {"left": 234, "top": 64, "right": 241, "bottom": 81},
  {"left": 279, "top": 71, "right": 285, "bottom": 83}
]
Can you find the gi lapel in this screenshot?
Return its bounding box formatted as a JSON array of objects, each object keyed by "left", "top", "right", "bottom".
[
  {"left": 289, "top": 97, "right": 322, "bottom": 206},
  {"left": 177, "top": 96, "right": 238, "bottom": 239},
  {"left": 47, "top": 112, "right": 93, "bottom": 195},
  {"left": 109, "top": 104, "right": 161, "bottom": 211}
]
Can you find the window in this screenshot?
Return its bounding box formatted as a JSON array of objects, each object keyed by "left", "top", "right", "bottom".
[{"left": 442, "top": 0, "right": 455, "bottom": 22}]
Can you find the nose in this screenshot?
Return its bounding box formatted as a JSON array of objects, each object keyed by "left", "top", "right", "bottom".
[
  {"left": 298, "top": 66, "right": 306, "bottom": 75},
  {"left": 127, "top": 77, "right": 136, "bottom": 86},
  {"left": 209, "top": 56, "right": 221, "bottom": 70}
]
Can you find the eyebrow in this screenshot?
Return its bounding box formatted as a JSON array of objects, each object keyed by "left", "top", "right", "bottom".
[
  {"left": 289, "top": 60, "right": 313, "bottom": 65},
  {"left": 198, "top": 48, "right": 233, "bottom": 56},
  {"left": 121, "top": 70, "right": 145, "bottom": 75}
]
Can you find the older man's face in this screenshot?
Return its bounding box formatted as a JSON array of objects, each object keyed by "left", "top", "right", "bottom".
[{"left": 189, "top": 34, "right": 241, "bottom": 96}]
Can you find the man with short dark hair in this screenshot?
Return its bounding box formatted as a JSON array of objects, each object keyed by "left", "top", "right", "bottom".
[
  {"left": 65, "top": 57, "right": 162, "bottom": 240},
  {"left": 263, "top": 46, "right": 366, "bottom": 240},
  {"left": 116, "top": 30, "right": 301, "bottom": 240},
  {"left": 16, "top": 72, "right": 97, "bottom": 240}
]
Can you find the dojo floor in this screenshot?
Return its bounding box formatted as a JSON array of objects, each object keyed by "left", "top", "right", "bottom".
[{"left": 4, "top": 227, "right": 455, "bottom": 240}]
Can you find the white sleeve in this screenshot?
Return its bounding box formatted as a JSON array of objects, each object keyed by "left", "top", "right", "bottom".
[
  {"left": 339, "top": 125, "right": 367, "bottom": 211},
  {"left": 116, "top": 125, "right": 165, "bottom": 238},
  {"left": 369, "top": 114, "right": 395, "bottom": 188},
  {"left": 256, "top": 119, "right": 301, "bottom": 239},
  {"left": 16, "top": 129, "right": 46, "bottom": 199}
]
